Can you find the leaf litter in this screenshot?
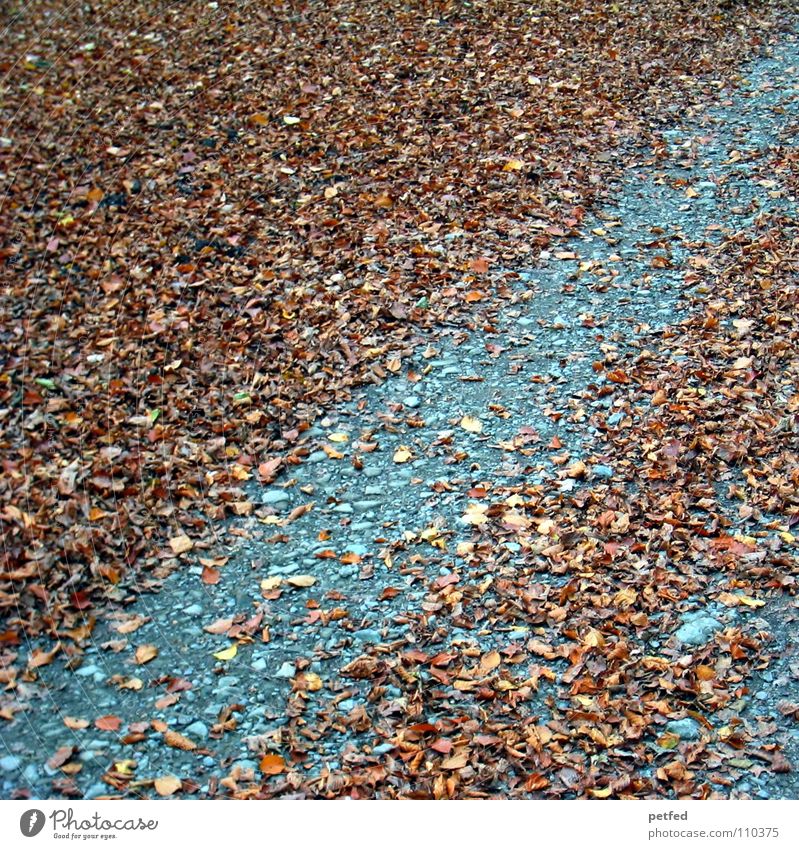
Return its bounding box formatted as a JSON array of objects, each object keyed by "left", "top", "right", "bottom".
[{"left": 1, "top": 0, "right": 798, "bottom": 800}]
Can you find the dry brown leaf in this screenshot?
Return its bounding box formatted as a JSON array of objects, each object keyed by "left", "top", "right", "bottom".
[
  {"left": 134, "top": 644, "right": 158, "bottom": 665},
  {"left": 164, "top": 729, "right": 197, "bottom": 751}
]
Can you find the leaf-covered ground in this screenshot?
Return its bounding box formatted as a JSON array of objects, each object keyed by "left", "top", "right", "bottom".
[{"left": 1, "top": 0, "right": 798, "bottom": 799}]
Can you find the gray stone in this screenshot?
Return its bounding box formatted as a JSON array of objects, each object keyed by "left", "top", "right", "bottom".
[
  {"left": 85, "top": 783, "right": 110, "bottom": 799},
  {"left": 363, "top": 467, "right": 382, "bottom": 478},
  {"left": 183, "top": 603, "right": 203, "bottom": 616},
  {"left": 184, "top": 721, "right": 209, "bottom": 741},
  {"left": 353, "top": 629, "right": 382, "bottom": 643},
  {"left": 251, "top": 657, "right": 267, "bottom": 672},
  {"left": 665, "top": 718, "right": 703, "bottom": 741},
  {"left": 372, "top": 743, "right": 394, "bottom": 755},
  {"left": 353, "top": 500, "right": 380, "bottom": 511},
  {"left": 276, "top": 662, "right": 296, "bottom": 678},
  {"left": 261, "top": 489, "right": 289, "bottom": 505},
  {"left": 0, "top": 755, "right": 21, "bottom": 772},
  {"left": 76, "top": 664, "right": 101, "bottom": 677},
  {"left": 592, "top": 465, "right": 614, "bottom": 478},
  {"left": 675, "top": 614, "right": 722, "bottom": 646},
  {"left": 403, "top": 396, "right": 420, "bottom": 408},
  {"left": 308, "top": 451, "right": 328, "bottom": 463},
  {"left": 22, "top": 764, "right": 40, "bottom": 782}
]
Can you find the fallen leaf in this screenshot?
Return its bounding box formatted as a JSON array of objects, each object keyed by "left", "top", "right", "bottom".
[
  {"left": 259, "top": 753, "right": 286, "bottom": 775},
  {"left": 393, "top": 446, "right": 413, "bottom": 463},
  {"left": 169, "top": 535, "right": 193, "bottom": 555},
  {"left": 154, "top": 775, "right": 182, "bottom": 796},
  {"left": 134, "top": 644, "right": 158, "bottom": 665},
  {"left": 94, "top": 715, "right": 122, "bottom": 732},
  {"left": 213, "top": 644, "right": 237, "bottom": 661},
  {"left": 460, "top": 415, "right": 483, "bottom": 433},
  {"left": 163, "top": 730, "right": 197, "bottom": 751},
  {"left": 286, "top": 574, "right": 316, "bottom": 588}
]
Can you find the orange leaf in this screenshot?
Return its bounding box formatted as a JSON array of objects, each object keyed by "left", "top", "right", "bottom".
[
  {"left": 201, "top": 565, "right": 220, "bottom": 585},
  {"left": 95, "top": 714, "right": 122, "bottom": 732},
  {"left": 259, "top": 753, "right": 286, "bottom": 775},
  {"left": 164, "top": 730, "right": 197, "bottom": 751}
]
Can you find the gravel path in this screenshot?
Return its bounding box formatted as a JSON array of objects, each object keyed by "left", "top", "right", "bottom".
[{"left": 3, "top": 31, "right": 799, "bottom": 800}]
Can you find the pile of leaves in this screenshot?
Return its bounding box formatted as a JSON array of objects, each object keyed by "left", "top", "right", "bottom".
[{"left": 0, "top": 0, "right": 795, "bottom": 781}]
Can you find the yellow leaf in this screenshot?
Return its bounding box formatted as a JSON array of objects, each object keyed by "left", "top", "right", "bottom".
[
  {"left": 583, "top": 628, "right": 605, "bottom": 648},
  {"left": 460, "top": 415, "right": 483, "bottom": 433},
  {"left": 503, "top": 158, "right": 524, "bottom": 171},
  {"left": 301, "top": 672, "right": 323, "bottom": 691},
  {"left": 738, "top": 595, "right": 765, "bottom": 608},
  {"left": 260, "top": 576, "right": 283, "bottom": 591},
  {"left": 283, "top": 115, "right": 301, "bottom": 125},
  {"left": 590, "top": 786, "right": 614, "bottom": 798},
  {"left": 657, "top": 732, "right": 680, "bottom": 750},
  {"left": 462, "top": 502, "right": 488, "bottom": 526},
  {"left": 328, "top": 432, "right": 349, "bottom": 443},
  {"left": 393, "top": 446, "right": 412, "bottom": 463},
  {"left": 286, "top": 574, "right": 316, "bottom": 588},
  {"left": 114, "top": 760, "right": 137, "bottom": 776},
  {"left": 213, "top": 644, "right": 237, "bottom": 662}
]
